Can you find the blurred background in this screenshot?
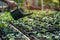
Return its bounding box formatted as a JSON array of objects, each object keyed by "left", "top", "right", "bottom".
[{"left": 0, "top": 0, "right": 60, "bottom": 11}]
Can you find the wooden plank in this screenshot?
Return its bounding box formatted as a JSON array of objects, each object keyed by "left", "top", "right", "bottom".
[
  {"left": 8, "top": 22, "right": 30, "bottom": 40},
  {"left": 0, "top": 6, "right": 8, "bottom": 9},
  {"left": 8, "top": 21, "right": 40, "bottom": 40}
]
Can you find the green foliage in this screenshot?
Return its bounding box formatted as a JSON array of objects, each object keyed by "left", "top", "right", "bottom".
[{"left": 0, "top": 10, "right": 60, "bottom": 40}]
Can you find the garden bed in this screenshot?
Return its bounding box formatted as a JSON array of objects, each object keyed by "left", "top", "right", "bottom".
[{"left": 0, "top": 10, "right": 60, "bottom": 40}]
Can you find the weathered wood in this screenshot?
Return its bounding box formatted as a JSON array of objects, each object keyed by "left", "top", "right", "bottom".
[
  {"left": 0, "top": 6, "right": 8, "bottom": 9},
  {"left": 8, "top": 21, "right": 40, "bottom": 40},
  {"left": 8, "top": 22, "right": 30, "bottom": 40}
]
